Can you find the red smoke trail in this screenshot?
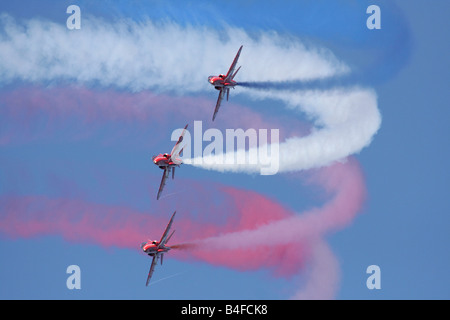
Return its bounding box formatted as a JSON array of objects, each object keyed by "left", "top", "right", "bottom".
[
  {"left": 185, "top": 158, "right": 366, "bottom": 298},
  {"left": 182, "top": 158, "right": 366, "bottom": 254},
  {"left": 0, "top": 86, "right": 308, "bottom": 146},
  {"left": 0, "top": 185, "right": 301, "bottom": 276},
  {"left": 0, "top": 86, "right": 367, "bottom": 298},
  {"left": 0, "top": 158, "right": 366, "bottom": 298}
]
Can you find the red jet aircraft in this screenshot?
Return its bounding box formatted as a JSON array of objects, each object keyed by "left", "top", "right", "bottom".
[
  {"left": 152, "top": 124, "right": 188, "bottom": 200},
  {"left": 208, "top": 45, "right": 243, "bottom": 121},
  {"left": 141, "top": 211, "right": 177, "bottom": 286}
]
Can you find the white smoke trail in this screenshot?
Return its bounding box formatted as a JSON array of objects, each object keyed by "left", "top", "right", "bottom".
[
  {"left": 0, "top": 14, "right": 379, "bottom": 299},
  {"left": 0, "top": 14, "right": 379, "bottom": 174},
  {"left": 0, "top": 14, "right": 348, "bottom": 91},
  {"left": 185, "top": 87, "right": 381, "bottom": 174}
]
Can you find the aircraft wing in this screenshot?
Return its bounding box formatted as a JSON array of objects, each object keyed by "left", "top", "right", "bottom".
[
  {"left": 170, "top": 124, "right": 188, "bottom": 164},
  {"left": 224, "top": 45, "right": 243, "bottom": 82},
  {"left": 159, "top": 211, "right": 176, "bottom": 246},
  {"left": 145, "top": 254, "right": 160, "bottom": 286},
  {"left": 212, "top": 88, "right": 225, "bottom": 121},
  {"left": 156, "top": 167, "right": 170, "bottom": 200}
]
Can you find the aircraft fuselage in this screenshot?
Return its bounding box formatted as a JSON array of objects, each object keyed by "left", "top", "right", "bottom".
[
  {"left": 141, "top": 240, "right": 171, "bottom": 256},
  {"left": 208, "top": 75, "right": 237, "bottom": 89},
  {"left": 152, "top": 153, "right": 176, "bottom": 168}
]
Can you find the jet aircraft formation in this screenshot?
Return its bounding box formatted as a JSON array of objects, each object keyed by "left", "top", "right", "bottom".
[{"left": 143, "top": 46, "right": 243, "bottom": 285}]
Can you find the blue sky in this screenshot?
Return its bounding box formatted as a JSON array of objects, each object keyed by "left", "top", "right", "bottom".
[{"left": 0, "top": 0, "right": 449, "bottom": 300}]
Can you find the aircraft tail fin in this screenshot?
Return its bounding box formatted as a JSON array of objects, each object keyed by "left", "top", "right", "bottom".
[
  {"left": 231, "top": 66, "right": 241, "bottom": 80},
  {"left": 170, "top": 124, "right": 188, "bottom": 165},
  {"left": 166, "top": 230, "right": 175, "bottom": 244}
]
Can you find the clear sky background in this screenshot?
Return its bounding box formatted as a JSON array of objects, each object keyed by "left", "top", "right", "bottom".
[{"left": 0, "top": 0, "right": 449, "bottom": 300}]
